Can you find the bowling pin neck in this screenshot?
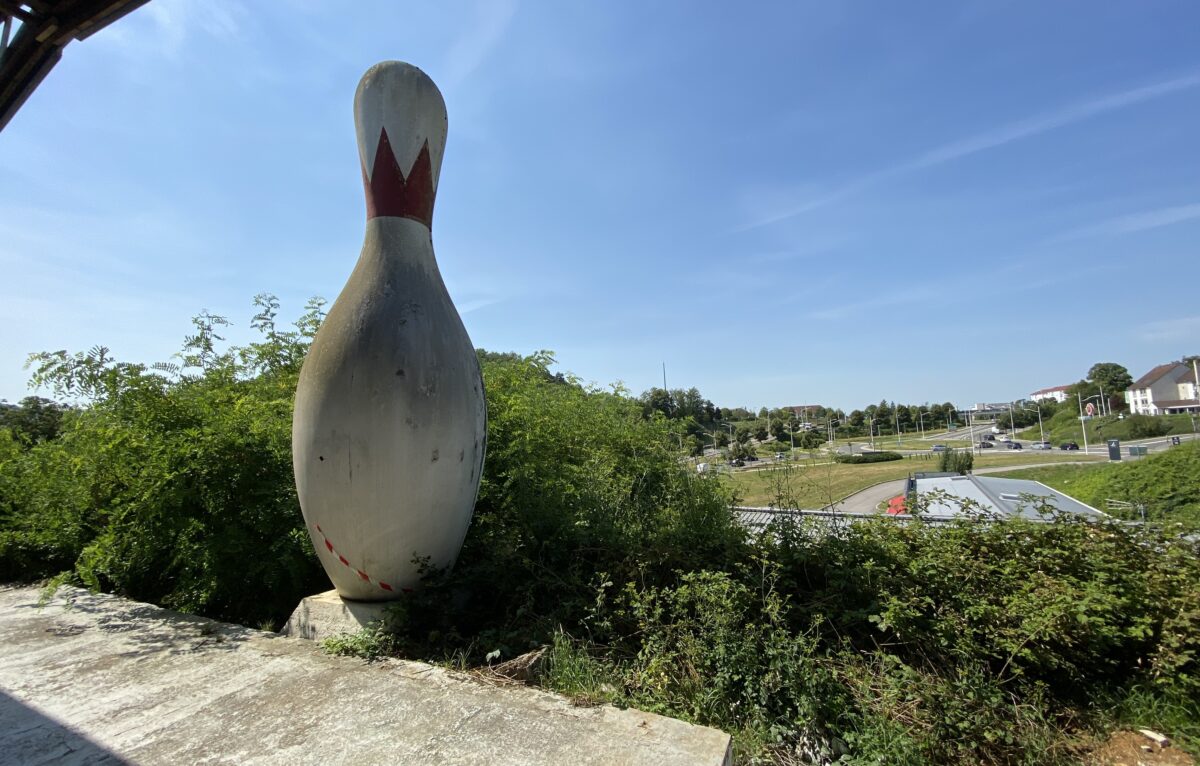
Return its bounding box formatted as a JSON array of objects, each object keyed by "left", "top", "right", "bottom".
[{"left": 355, "top": 62, "right": 448, "bottom": 228}]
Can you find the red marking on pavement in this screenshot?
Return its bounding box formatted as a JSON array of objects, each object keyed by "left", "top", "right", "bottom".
[{"left": 363, "top": 128, "right": 435, "bottom": 226}]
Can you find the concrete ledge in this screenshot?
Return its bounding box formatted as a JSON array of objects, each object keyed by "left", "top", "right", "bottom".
[
  {"left": 282, "top": 589, "right": 392, "bottom": 641},
  {"left": 0, "top": 585, "right": 732, "bottom": 765}
]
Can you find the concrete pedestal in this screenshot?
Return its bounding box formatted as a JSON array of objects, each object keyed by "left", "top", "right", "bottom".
[{"left": 282, "top": 589, "right": 393, "bottom": 641}]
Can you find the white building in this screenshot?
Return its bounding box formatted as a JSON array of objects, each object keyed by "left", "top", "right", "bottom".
[
  {"left": 1029, "top": 385, "right": 1071, "bottom": 403},
  {"left": 1125, "top": 361, "right": 1200, "bottom": 415}
]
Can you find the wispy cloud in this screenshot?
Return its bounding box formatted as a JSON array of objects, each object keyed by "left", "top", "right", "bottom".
[
  {"left": 97, "top": 0, "right": 246, "bottom": 59},
  {"left": 1054, "top": 202, "right": 1200, "bottom": 241},
  {"left": 739, "top": 71, "right": 1200, "bottom": 231},
  {"left": 443, "top": 0, "right": 518, "bottom": 88},
  {"left": 1137, "top": 316, "right": 1200, "bottom": 343}
]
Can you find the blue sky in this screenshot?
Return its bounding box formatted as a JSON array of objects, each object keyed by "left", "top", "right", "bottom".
[{"left": 2, "top": 1, "right": 1198, "bottom": 411}]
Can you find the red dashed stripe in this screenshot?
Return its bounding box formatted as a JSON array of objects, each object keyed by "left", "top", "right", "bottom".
[{"left": 314, "top": 524, "right": 398, "bottom": 593}]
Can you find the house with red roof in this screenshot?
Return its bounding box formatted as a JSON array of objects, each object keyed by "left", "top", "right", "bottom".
[{"left": 1029, "top": 385, "right": 1072, "bottom": 403}]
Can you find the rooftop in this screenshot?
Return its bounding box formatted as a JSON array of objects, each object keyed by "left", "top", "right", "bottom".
[
  {"left": 914, "top": 474, "right": 1107, "bottom": 521},
  {"left": 1030, "top": 385, "right": 1071, "bottom": 395},
  {"left": 1131, "top": 362, "right": 1183, "bottom": 390}
]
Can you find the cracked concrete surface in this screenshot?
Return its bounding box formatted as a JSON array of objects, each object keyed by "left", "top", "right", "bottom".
[{"left": 0, "top": 586, "right": 731, "bottom": 765}]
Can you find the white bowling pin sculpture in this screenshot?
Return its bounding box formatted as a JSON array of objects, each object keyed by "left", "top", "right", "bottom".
[{"left": 293, "top": 61, "right": 486, "bottom": 601}]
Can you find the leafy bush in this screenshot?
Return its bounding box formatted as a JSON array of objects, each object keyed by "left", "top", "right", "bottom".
[
  {"left": 835, "top": 451, "right": 903, "bottom": 464},
  {"left": 938, "top": 447, "right": 974, "bottom": 474},
  {"left": 1123, "top": 414, "right": 1172, "bottom": 439},
  {"left": 0, "top": 296, "right": 329, "bottom": 625}
]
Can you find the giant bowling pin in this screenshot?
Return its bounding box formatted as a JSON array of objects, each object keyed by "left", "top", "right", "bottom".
[{"left": 292, "top": 61, "right": 486, "bottom": 601}]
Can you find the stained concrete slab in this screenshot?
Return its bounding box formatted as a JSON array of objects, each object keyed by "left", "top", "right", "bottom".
[
  {"left": 0, "top": 585, "right": 731, "bottom": 766},
  {"left": 281, "top": 589, "right": 392, "bottom": 642}
]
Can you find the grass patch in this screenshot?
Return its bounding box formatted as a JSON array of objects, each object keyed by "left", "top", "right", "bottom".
[{"left": 727, "top": 452, "right": 1104, "bottom": 508}]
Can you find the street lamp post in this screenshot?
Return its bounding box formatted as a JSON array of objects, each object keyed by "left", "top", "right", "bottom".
[
  {"left": 1078, "top": 393, "right": 1101, "bottom": 454},
  {"left": 868, "top": 417, "right": 877, "bottom": 451},
  {"left": 1021, "top": 402, "right": 1044, "bottom": 444}
]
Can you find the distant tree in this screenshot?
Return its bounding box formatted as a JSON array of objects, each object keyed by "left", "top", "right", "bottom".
[
  {"left": 1066, "top": 380, "right": 1100, "bottom": 408},
  {"left": 753, "top": 422, "right": 769, "bottom": 442},
  {"left": 798, "top": 429, "right": 825, "bottom": 450},
  {"left": 0, "top": 396, "right": 70, "bottom": 446},
  {"left": 770, "top": 419, "right": 788, "bottom": 442},
  {"left": 640, "top": 387, "right": 675, "bottom": 418},
  {"left": 1088, "top": 362, "right": 1133, "bottom": 411}
]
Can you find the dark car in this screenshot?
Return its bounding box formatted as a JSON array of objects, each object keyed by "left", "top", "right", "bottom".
[
  {"left": 982, "top": 434, "right": 996, "bottom": 441},
  {"left": 729, "top": 458, "right": 745, "bottom": 467},
  {"left": 1059, "top": 442, "right": 1079, "bottom": 450},
  {"left": 978, "top": 441, "right": 994, "bottom": 449},
  {"left": 1007, "top": 442, "right": 1023, "bottom": 450}
]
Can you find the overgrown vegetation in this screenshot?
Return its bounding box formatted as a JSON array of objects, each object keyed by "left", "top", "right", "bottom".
[
  {"left": 937, "top": 447, "right": 974, "bottom": 474},
  {"left": 0, "top": 295, "right": 329, "bottom": 624},
  {"left": 1017, "top": 409, "right": 1196, "bottom": 444},
  {"left": 1, "top": 297, "right": 1197, "bottom": 764},
  {"left": 834, "top": 451, "right": 903, "bottom": 464}
]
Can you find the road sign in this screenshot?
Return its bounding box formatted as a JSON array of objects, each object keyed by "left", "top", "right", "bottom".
[
  {"left": 1107, "top": 439, "right": 1121, "bottom": 461},
  {"left": 1172, "top": 436, "right": 1182, "bottom": 446},
  {"left": 1085, "top": 402, "right": 1096, "bottom": 416}
]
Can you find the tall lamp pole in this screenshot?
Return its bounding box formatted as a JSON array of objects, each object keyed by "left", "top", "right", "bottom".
[
  {"left": 1021, "top": 402, "right": 1044, "bottom": 444},
  {"left": 1078, "top": 393, "right": 1101, "bottom": 454}
]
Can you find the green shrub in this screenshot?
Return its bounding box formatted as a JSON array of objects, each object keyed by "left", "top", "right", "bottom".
[
  {"left": 938, "top": 447, "right": 974, "bottom": 474},
  {"left": 0, "top": 296, "right": 329, "bottom": 625},
  {"left": 1124, "top": 414, "right": 1172, "bottom": 439},
  {"left": 835, "top": 451, "right": 903, "bottom": 464}
]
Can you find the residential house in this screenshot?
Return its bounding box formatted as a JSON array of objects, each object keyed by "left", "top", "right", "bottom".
[{"left": 1125, "top": 361, "right": 1200, "bottom": 415}]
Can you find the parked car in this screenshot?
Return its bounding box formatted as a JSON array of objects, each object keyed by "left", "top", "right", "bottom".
[
  {"left": 931, "top": 444, "right": 948, "bottom": 452},
  {"left": 982, "top": 434, "right": 996, "bottom": 441},
  {"left": 1060, "top": 442, "right": 1079, "bottom": 451},
  {"left": 774, "top": 452, "right": 786, "bottom": 460},
  {"left": 978, "top": 441, "right": 994, "bottom": 449},
  {"left": 1006, "top": 442, "right": 1022, "bottom": 450},
  {"left": 1030, "top": 441, "right": 1052, "bottom": 450},
  {"left": 998, "top": 434, "right": 1011, "bottom": 443},
  {"left": 729, "top": 458, "right": 746, "bottom": 467}
]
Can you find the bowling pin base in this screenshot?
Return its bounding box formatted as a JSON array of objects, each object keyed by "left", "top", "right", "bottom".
[{"left": 281, "top": 590, "right": 395, "bottom": 642}]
